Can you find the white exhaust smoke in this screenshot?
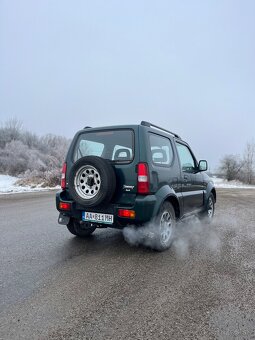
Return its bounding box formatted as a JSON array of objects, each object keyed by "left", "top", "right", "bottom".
[
  {"left": 123, "top": 215, "right": 224, "bottom": 257},
  {"left": 123, "top": 223, "right": 160, "bottom": 249}
]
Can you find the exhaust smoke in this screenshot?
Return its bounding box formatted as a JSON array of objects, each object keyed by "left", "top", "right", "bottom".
[
  {"left": 123, "top": 215, "right": 226, "bottom": 257},
  {"left": 123, "top": 223, "right": 160, "bottom": 249}
]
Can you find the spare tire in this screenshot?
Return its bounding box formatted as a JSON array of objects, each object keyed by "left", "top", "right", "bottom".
[{"left": 68, "top": 156, "right": 116, "bottom": 207}]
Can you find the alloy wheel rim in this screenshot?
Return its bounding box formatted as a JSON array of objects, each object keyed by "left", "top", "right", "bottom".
[
  {"left": 207, "top": 197, "right": 214, "bottom": 218},
  {"left": 74, "top": 165, "right": 101, "bottom": 199},
  {"left": 159, "top": 211, "right": 173, "bottom": 244}
]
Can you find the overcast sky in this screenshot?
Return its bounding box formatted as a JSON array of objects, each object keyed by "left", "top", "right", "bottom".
[{"left": 0, "top": 0, "right": 255, "bottom": 170}]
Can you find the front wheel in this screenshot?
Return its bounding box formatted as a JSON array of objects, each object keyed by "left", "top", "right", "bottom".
[
  {"left": 153, "top": 202, "right": 176, "bottom": 251},
  {"left": 67, "top": 219, "right": 96, "bottom": 237}
]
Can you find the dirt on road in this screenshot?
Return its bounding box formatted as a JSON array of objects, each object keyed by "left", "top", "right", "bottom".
[{"left": 0, "top": 189, "right": 255, "bottom": 339}]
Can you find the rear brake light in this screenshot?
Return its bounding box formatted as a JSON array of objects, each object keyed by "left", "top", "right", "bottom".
[
  {"left": 118, "top": 209, "right": 136, "bottom": 219},
  {"left": 137, "top": 163, "right": 149, "bottom": 194},
  {"left": 61, "top": 162, "right": 67, "bottom": 189},
  {"left": 59, "top": 202, "right": 71, "bottom": 211}
]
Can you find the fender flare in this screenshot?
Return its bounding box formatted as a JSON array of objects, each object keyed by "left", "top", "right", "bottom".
[
  {"left": 152, "top": 185, "right": 181, "bottom": 219},
  {"left": 205, "top": 181, "right": 216, "bottom": 203}
]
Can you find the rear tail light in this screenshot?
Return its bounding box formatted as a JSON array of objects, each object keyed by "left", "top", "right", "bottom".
[
  {"left": 137, "top": 163, "right": 150, "bottom": 194},
  {"left": 59, "top": 202, "right": 71, "bottom": 211},
  {"left": 118, "top": 209, "right": 136, "bottom": 219},
  {"left": 61, "top": 162, "right": 67, "bottom": 189}
]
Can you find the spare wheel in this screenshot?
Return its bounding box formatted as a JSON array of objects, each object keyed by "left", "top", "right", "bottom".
[{"left": 68, "top": 156, "right": 116, "bottom": 207}]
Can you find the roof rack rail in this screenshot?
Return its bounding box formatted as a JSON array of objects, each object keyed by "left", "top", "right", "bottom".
[
  {"left": 140, "top": 121, "right": 181, "bottom": 139},
  {"left": 84, "top": 126, "right": 92, "bottom": 129}
]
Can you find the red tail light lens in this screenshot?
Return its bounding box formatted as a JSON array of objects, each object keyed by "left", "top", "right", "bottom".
[
  {"left": 118, "top": 209, "right": 136, "bottom": 219},
  {"left": 61, "top": 162, "right": 67, "bottom": 189},
  {"left": 59, "top": 202, "right": 71, "bottom": 211},
  {"left": 137, "top": 163, "right": 149, "bottom": 194}
]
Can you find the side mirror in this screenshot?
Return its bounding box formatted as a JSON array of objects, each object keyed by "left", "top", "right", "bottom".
[{"left": 198, "top": 160, "right": 208, "bottom": 172}]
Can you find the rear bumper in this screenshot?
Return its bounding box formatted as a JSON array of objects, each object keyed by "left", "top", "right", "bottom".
[{"left": 56, "top": 191, "right": 157, "bottom": 228}]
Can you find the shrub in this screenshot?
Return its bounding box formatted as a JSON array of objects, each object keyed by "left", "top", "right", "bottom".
[{"left": 0, "top": 119, "right": 70, "bottom": 186}]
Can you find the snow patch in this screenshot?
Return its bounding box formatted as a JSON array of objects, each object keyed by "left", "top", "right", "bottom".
[
  {"left": 213, "top": 177, "right": 255, "bottom": 189},
  {"left": 0, "top": 175, "right": 60, "bottom": 194}
]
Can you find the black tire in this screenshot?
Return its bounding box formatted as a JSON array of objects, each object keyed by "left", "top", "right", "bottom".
[
  {"left": 152, "top": 202, "right": 176, "bottom": 251},
  {"left": 199, "top": 193, "right": 215, "bottom": 223},
  {"left": 66, "top": 219, "right": 78, "bottom": 236},
  {"left": 67, "top": 219, "right": 96, "bottom": 237},
  {"left": 68, "top": 156, "right": 116, "bottom": 207}
]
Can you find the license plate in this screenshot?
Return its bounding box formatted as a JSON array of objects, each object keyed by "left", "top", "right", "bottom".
[{"left": 82, "top": 211, "right": 114, "bottom": 225}]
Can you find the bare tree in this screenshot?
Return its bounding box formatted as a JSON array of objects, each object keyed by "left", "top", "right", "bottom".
[
  {"left": 4, "top": 118, "right": 23, "bottom": 141},
  {"left": 21, "top": 131, "right": 39, "bottom": 149},
  {"left": 0, "top": 118, "right": 23, "bottom": 147},
  {"left": 0, "top": 119, "right": 70, "bottom": 185},
  {"left": 241, "top": 141, "right": 255, "bottom": 184},
  {"left": 219, "top": 154, "right": 243, "bottom": 181}
]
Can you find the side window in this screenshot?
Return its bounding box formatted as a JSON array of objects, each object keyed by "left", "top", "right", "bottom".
[
  {"left": 176, "top": 143, "right": 196, "bottom": 173},
  {"left": 149, "top": 134, "right": 173, "bottom": 166}
]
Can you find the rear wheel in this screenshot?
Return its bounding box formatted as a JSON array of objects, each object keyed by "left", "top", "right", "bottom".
[
  {"left": 199, "top": 193, "right": 215, "bottom": 223},
  {"left": 67, "top": 219, "right": 96, "bottom": 237},
  {"left": 153, "top": 202, "right": 176, "bottom": 251}
]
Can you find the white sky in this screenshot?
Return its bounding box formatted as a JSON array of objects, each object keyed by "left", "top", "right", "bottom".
[{"left": 1, "top": 0, "right": 255, "bottom": 170}]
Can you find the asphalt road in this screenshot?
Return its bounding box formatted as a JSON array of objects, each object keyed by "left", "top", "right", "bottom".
[{"left": 0, "top": 189, "right": 255, "bottom": 339}]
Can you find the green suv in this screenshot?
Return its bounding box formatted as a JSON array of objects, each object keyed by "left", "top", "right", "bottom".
[{"left": 56, "top": 121, "right": 216, "bottom": 251}]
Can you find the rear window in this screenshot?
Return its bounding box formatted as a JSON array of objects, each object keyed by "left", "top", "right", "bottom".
[{"left": 73, "top": 129, "right": 134, "bottom": 163}]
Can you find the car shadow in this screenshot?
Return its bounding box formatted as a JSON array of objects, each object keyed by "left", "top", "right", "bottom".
[{"left": 57, "top": 228, "right": 155, "bottom": 262}]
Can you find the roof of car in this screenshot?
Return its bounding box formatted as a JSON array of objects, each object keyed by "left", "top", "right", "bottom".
[{"left": 82, "top": 121, "right": 182, "bottom": 140}]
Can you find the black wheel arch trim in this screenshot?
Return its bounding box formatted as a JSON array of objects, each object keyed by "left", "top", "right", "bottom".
[
  {"left": 153, "top": 185, "right": 181, "bottom": 219},
  {"left": 205, "top": 182, "right": 216, "bottom": 203}
]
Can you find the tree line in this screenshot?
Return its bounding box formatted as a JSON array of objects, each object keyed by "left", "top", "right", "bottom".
[
  {"left": 219, "top": 141, "right": 255, "bottom": 184},
  {"left": 0, "top": 119, "right": 70, "bottom": 186}
]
